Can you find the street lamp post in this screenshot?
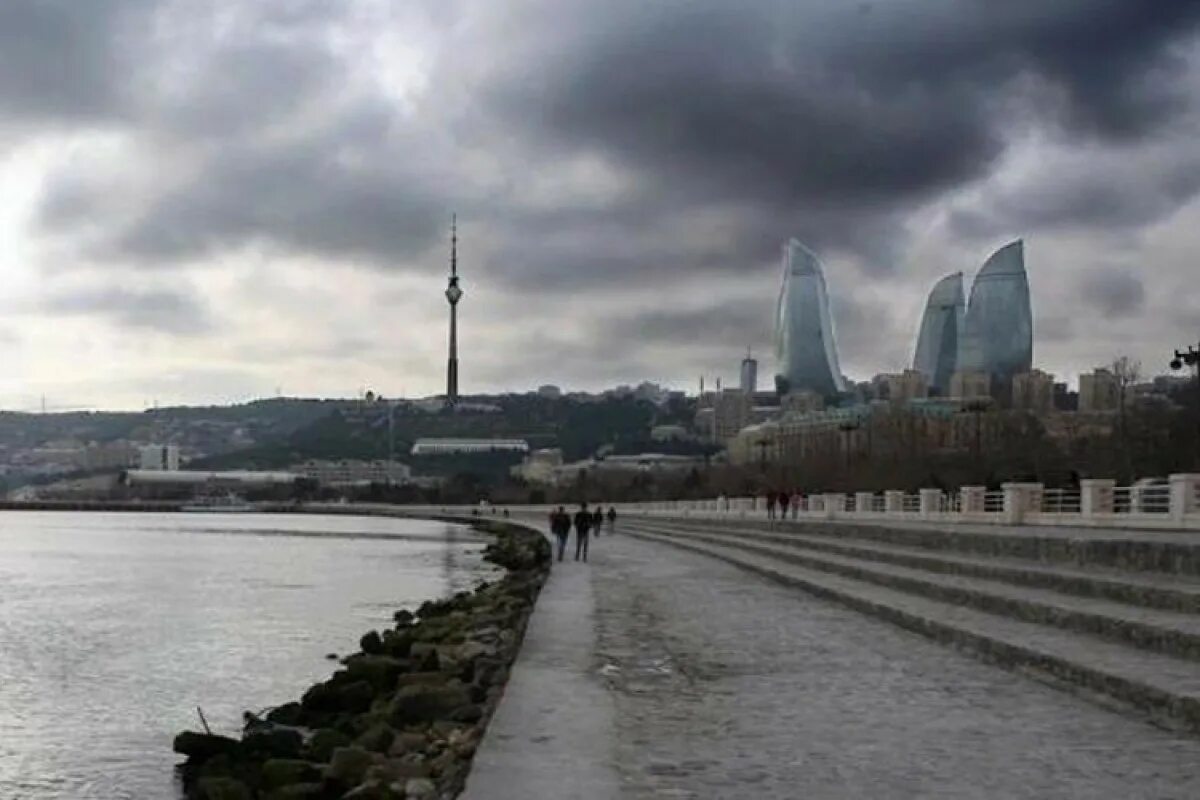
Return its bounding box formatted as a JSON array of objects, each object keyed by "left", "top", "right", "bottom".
[{"left": 1170, "top": 342, "right": 1200, "bottom": 465}]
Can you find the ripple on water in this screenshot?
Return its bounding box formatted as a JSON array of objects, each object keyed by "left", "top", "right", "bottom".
[{"left": 0, "top": 511, "right": 492, "bottom": 800}]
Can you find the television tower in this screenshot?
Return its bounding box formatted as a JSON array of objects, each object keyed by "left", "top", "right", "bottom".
[{"left": 444, "top": 215, "right": 463, "bottom": 405}]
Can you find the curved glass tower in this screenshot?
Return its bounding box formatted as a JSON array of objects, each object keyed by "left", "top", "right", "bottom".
[
  {"left": 912, "top": 272, "right": 965, "bottom": 395},
  {"left": 958, "top": 239, "right": 1032, "bottom": 380},
  {"left": 774, "top": 239, "right": 845, "bottom": 397}
]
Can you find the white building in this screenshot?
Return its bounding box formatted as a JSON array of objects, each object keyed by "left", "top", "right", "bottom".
[
  {"left": 410, "top": 438, "right": 529, "bottom": 456},
  {"left": 139, "top": 444, "right": 181, "bottom": 471},
  {"left": 293, "top": 459, "right": 412, "bottom": 486}
]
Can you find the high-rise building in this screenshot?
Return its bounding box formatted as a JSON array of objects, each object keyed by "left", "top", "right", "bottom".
[
  {"left": 774, "top": 239, "right": 845, "bottom": 398},
  {"left": 139, "top": 444, "right": 180, "bottom": 471},
  {"left": 912, "top": 272, "right": 965, "bottom": 395},
  {"left": 958, "top": 240, "right": 1033, "bottom": 384},
  {"left": 1079, "top": 368, "right": 1120, "bottom": 412},
  {"left": 1012, "top": 369, "right": 1055, "bottom": 412},
  {"left": 740, "top": 353, "right": 758, "bottom": 394}
]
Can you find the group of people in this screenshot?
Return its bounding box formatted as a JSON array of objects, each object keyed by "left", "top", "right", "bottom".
[
  {"left": 548, "top": 503, "right": 617, "bottom": 562},
  {"left": 764, "top": 490, "right": 805, "bottom": 520}
]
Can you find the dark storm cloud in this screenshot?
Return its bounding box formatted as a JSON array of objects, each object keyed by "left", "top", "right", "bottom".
[
  {"left": 19, "top": 0, "right": 1200, "bottom": 285},
  {"left": 1079, "top": 271, "right": 1146, "bottom": 319},
  {"left": 43, "top": 287, "right": 213, "bottom": 335}
]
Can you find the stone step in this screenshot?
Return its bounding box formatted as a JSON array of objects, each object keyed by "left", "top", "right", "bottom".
[
  {"left": 626, "top": 522, "right": 1200, "bottom": 663},
  {"left": 632, "top": 518, "right": 1200, "bottom": 614},
  {"left": 633, "top": 513, "right": 1200, "bottom": 576},
  {"left": 624, "top": 527, "right": 1200, "bottom": 733}
]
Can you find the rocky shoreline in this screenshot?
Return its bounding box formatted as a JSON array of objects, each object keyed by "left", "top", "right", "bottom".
[{"left": 173, "top": 518, "right": 551, "bottom": 800}]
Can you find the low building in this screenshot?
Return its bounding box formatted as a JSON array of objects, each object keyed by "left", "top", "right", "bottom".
[
  {"left": 882, "top": 370, "right": 930, "bottom": 403},
  {"left": 139, "top": 444, "right": 181, "bottom": 471},
  {"left": 949, "top": 370, "right": 991, "bottom": 400},
  {"left": 293, "top": 459, "right": 412, "bottom": 486},
  {"left": 410, "top": 438, "right": 529, "bottom": 456},
  {"left": 510, "top": 448, "right": 564, "bottom": 483},
  {"left": 781, "top": 390, "right": 824, "bottom": 415}
]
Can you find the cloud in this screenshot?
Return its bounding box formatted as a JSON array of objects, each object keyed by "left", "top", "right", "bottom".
[
  {"left": 1, "top": 1, "right": 1199, "bottom": 404},
  {"left": 42, "top": 286, "right": 213, "bottom": 335},
  {"left": 1079, "top": 271, "right": 1146, "bottom": 318}
]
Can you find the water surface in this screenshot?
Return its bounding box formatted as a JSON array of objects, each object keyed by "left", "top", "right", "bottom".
[{"left": 0, "top": 511, "right": 489, "bottom": 799}]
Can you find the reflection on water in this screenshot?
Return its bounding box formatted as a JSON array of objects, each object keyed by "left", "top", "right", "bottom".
[{"left": 0, "top": 511, "right": 489, "bottom": 800}]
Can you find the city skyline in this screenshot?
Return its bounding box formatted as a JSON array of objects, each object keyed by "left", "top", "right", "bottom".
[{"left": 0, "top": 3, "right": 1198, "bottom": 410}]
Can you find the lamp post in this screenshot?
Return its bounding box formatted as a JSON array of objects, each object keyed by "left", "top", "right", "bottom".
[{"left": 1170, "top": 343, "right": 1200, "bottom": 465}]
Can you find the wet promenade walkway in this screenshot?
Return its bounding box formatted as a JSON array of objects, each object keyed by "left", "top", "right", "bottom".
[{"left": 464, "top": 519, "right": 1200, "bottom": 799}]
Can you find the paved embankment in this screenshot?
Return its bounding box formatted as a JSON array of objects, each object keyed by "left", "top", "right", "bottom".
[{"left": 471, "top": 517, "right": 1200, "bottom": 799}]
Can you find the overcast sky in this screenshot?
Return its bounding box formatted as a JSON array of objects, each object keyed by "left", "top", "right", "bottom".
[{"left": 1, "top": 1, "right": 1199, "bottom": 410}]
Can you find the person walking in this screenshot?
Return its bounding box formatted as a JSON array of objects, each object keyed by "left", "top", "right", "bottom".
[
  {"left": 606, "top": 506, "right": 617, "bottom": 534},
  {"left": 573, "top": 503, "right": 593, "bottom": 562},
  {"left": 591, "top": 506, "right": 604, "bottom": 537},
  {"left": 778, "top": 490, "right": 790, "bottom": 519},
  {"left": 550, "top": 506, "right": 571, "bottom": 562},
  {"left": 766, "top": 490, "right": 777, "bottom": 520}
]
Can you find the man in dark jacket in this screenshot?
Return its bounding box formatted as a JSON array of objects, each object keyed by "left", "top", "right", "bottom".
[
  {"left": 549, "top": 506, "right": 571, "bottom": 562},
  {"left": 591, "top": 506, "right": 604, "bottom": 537},
  {"left": 573, "top": 503, "right": 593, "bottom": 562}
]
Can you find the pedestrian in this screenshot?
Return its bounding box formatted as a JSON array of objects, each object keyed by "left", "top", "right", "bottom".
[
  {"left": 592, "top": 506, "right": 604, "bottom": 537},
  {"left": 766, "top": 490, "right": 777, "bottom": 520},
  {"left": 573, "top": 502, "right": 593, "bottom": 562},
  {"left": 606, "top": 506, "right": 617, "bottom": 533},
  {"left": 550, "top": 506, "right": 571, "bottom": 562},
  {"left": 778, "top": 490, "right": 790, "bottom": 519}
]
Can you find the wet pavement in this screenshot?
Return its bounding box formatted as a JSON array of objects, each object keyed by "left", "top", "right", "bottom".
[{"left": 470, "top": 522, "right": 1200, "bottom": 799}]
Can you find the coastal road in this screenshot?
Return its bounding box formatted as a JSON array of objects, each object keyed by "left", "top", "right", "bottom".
[{"left": 466, "top": 520, "right": 1200, "bottom": 799}]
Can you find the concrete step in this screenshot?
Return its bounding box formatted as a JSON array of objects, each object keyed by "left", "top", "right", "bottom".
[
  {"left": 633, "top": 518, "right": 1200, "bottom": 614},
  {"left": 633, "top": 513, "right": 1200, "bottom": 576},
  {"left": 624, "top": 527, "right": 1200, "bottom": 733},
  {"left": 628, "top": 521, "right": 1200, "bottom": 663}
]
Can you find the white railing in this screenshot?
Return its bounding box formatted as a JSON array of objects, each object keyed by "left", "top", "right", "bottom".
[{"left": 615, "top": 473, "right": 1200, "bottom": 531}]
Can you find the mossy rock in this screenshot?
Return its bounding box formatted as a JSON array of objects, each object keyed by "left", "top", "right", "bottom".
[
  {"left": 306, "top": 728, "right": 351, "bottom": 762},
  {"left": 259, "top": 758, "right": 321, "bottom": 789}
]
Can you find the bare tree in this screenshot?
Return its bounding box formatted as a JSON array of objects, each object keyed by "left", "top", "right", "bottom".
[{"left": 1110, "top": 355, "right": 1142, "bottom": 479}]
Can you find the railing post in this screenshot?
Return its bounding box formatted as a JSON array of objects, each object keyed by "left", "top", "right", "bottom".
[
  {"left": 1002, "top": 482, "right": 1042, "bottom": 525},
  {"left": 1169, "top": 474, "right": 1200, "bottom": 523},
  {"left": 854, "top": 492, "right": 874, "bottom": 515},
  {"left": 823, "top": 493, "right": 845, "bottom": 519},
  {"left": 883, "top": 490, "right": 904, "bottom": 515},
  {"left": 1079, "top": 479, "right": 1115, "bottom": 518},
  {"left": 919, "top": 488, "right": 942, "bottom": 518},
  {"left": 960, "top": 485, "right": 986, "bottom": 514}
]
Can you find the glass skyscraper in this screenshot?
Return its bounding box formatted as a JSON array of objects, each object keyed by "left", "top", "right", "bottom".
[
  {"left": 957, "top": 239, "right": 1033, "bottom": 381},
  {"left": 774, "top": 239, "right": 845, "bottom": 397},
  {"left": 912, "top": 272, "right": 965, "bottom": 395}
]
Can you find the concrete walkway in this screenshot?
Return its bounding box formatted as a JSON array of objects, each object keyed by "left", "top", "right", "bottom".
[
  {"left": 466, "top": 521, "right": 1200, "bottom": 799},
  {"left": 461, "top": 522, "right": 620, "bottom": 800}
]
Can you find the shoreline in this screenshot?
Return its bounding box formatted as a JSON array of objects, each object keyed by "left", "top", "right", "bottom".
[{"left": 173, "top": 516, "right": 551, "bottom": 800}]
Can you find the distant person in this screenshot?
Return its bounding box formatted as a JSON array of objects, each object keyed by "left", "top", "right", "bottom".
[
  {"left": 550, "top": 506, "right": 571, "bottom": 562},
  {"left": 765, "top": 491, "right": 777, "bottom": 520},
  {"left": 606, "top": 506, "right": 617, "bottom": 533},
  {"left": 502, "top": 508, "right": 510, "bottom": 518},
  {"left": 778, "top": 490, "right": 790, "bottom": 519},
  {"left": 573, "top": 503, "right": 593, "bottom": 562},
  {"left": 592, "top": 506, "right": 604, "bottom": 536}
]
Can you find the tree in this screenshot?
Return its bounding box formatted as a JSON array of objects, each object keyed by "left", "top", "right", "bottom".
[{"left": 1110, "top": 355, "right": 1142, "bottom": 480}]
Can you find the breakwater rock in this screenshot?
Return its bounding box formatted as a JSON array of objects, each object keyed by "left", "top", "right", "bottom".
[{"left": 174, "top": 519, "right": 550, "bottom": 800}]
